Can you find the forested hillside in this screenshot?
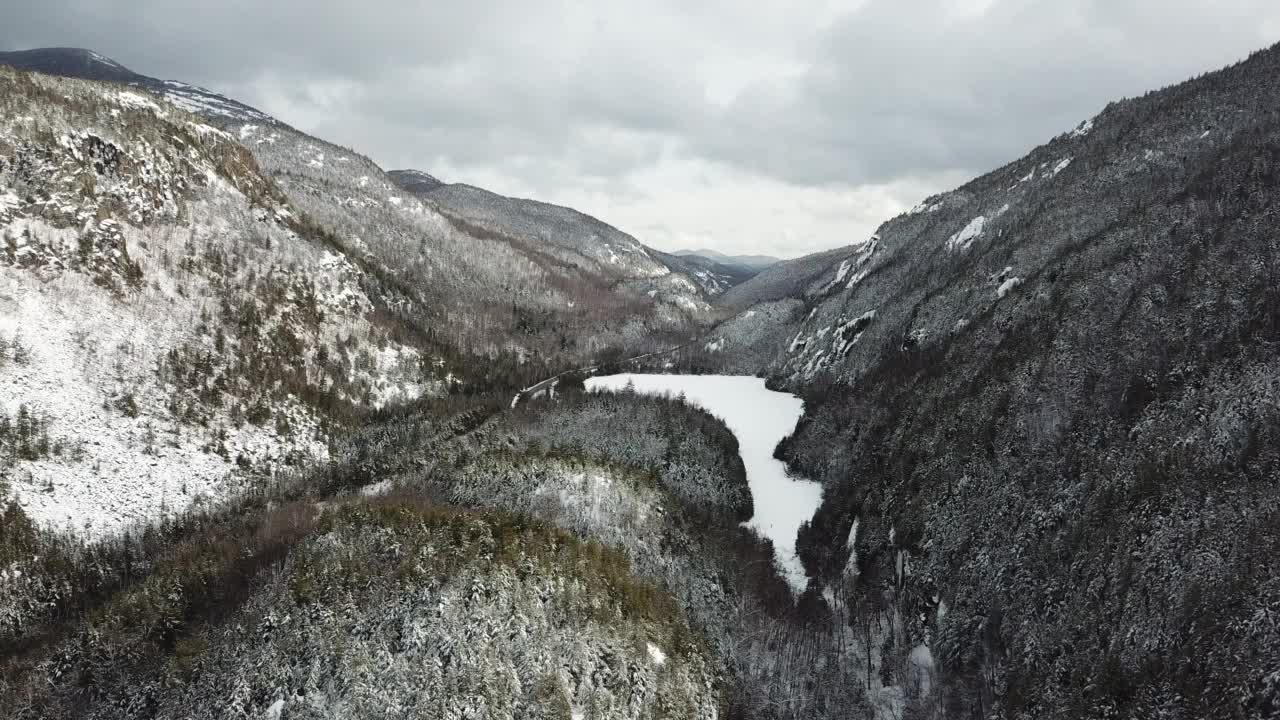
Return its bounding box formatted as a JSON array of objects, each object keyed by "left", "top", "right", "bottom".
[
  {"left": 0, "top": 48, "right": 723, "bottom": 374},
  {"left": 243, "top": 133, "right": 715, "bottom": 367},
  {"left": 709, "top": 43, "right": 1280, "bottom": 719},
  {"left": 0, "top": 65, "right": 450, "bottom": 535},
  {"left": 0, "top": 386, "right": 892, "bottom": 718},
  {"left": 0, "top": 51, "right": 864, "bottom": 719},
  {"left": 4, "top": 29, "right": 1280, "bottom": 720}
]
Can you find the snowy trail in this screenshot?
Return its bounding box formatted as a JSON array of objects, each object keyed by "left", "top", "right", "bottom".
[{"left": 585, "top": 374, "right": 822, "bottom": 592}]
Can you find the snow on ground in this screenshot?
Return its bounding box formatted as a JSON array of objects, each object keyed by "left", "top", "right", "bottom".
[
  {"left": 264, "top": 699, "right": 286, "bottom": 720},
  {"left": 115, "top": 91, "right": 162, "bottom": 113},
  {"left": 88, "top": 51, "right": 126, "bottom": 70},
  {"left": 907, "top": 199, "right": 942, "bottom": 215},
  {"left": 946, "top": 216, "right": 986, "bottom": 252},
  {"left": 369, "top": 345, "right": 433, "bottom": 407},
  {"left": 159, "top": 86, "right": 273, "bottom": 124},
  {"left": 1050, "top": 157, "right": 1073, "bottom": 176},
  {"left": 0, "top": 267, "right": 324, "bottom": 537},
  {"left": 647, "top": 642, "right": 667, "bottom": 666},
  {"left": 585, "top": 374, "right": 822, "bottom": 592},
  {"left": 833, "top": 259, "right": 852, "bottom": 284},
  {"left": 997, "top": 276, "right": 1023, "bottom": 298}
]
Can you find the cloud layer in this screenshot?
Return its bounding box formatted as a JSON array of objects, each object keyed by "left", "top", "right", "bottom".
[{"left": 6, "top": 0, "right": 1280, "bottom": 257}]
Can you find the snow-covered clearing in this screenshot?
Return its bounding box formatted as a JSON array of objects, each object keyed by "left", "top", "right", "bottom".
[{"left": 585, "top": 374, "right": 822, "bottom": 592}]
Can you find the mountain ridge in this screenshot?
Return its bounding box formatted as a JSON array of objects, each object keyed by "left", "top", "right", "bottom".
[
  {"left": 673, "top": 248, "right": 780, "bottom": 270},
  {"left": 0, "top": 46, "right": 279, "bottom": 125},
  {"left": 696, "top": 39, "right": 1280, "bottom": 718},
  {"left": 389, "top": 172, "right": 761, "bottom": 297}
]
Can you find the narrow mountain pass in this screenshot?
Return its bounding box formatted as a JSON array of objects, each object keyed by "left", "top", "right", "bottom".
[{"left": 585, "top": 374, "right": 822, "bottom": 592}]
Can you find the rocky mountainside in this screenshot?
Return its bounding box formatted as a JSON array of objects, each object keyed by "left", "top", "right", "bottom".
[
  {"left": 386, "top": 168, "right": 445, "bottom": 194},
  {"left": 0, "top": 65, "right": 445, "bottom": 536},
  {"left": 714, "top": 244, "right": 860, "bottom": 310},
  {"left": 1, "top": 48, "right": 721, "bottom": 372},
  {"left": 242, "top": 134, "right": 713, "bottom": 367},
  {"left": 702, "top": 43, "right": 1280, "bottom": 718}
]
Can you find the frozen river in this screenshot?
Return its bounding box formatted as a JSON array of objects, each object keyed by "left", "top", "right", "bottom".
[{"left": 584, "top": 374, "right": 822, "bottom": 592}]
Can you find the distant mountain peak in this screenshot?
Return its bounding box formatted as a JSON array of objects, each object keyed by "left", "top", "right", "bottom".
[
  {"left": 673, "top": 248, "right": 781, "bottom": 271},
  {"left": 0, "top": 47, "right": 145, "bottom": 84}
]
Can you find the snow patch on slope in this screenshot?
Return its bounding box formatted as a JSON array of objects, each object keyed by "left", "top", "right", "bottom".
[
  {"left": 947, "top": 216, "right": 986, "bottom": 252},
  {"left": 0, "top": 268, "right": 324, "bottom": 536}
]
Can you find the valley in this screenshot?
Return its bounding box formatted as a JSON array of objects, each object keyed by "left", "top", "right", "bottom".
[
  {"left": 585, "top": 374, "right": 821, "bottom": 593},
  {"left": 1, "top": 30, "right": 1279, "bottom": 720}
]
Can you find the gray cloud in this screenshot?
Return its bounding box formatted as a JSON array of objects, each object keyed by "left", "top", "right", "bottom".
[
  {"left": 704, "top": 0, "right": 1280, "bottom": 185},
  {"left": 3, "top": 0, "right": 1279, "bottom": 257}
]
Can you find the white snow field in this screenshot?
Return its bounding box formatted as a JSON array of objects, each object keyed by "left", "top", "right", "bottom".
[{"left": 585, "top": 374, "right": 822, "bottom": 592}]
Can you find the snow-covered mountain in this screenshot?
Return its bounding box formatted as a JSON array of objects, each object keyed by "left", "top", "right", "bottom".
[
  {"left": 0, "top": 51, "right": 838, "bottom": 718},
  {"left": 697, "top": 42, "right": 1280, "bottom": 719},
  {"left": 0, "top": 48, "right": 726, "bottom": 368},
  {"left": 653, "top": 249, "right": 761, "bottom": 296},
  {"left": 0, "top": 57, "right": 747, "bottom": 720},
  {"left": 391, "top": 173, "right": 747, "bottom": 300},
  {"left": 0, "top": 64, "right": 446, "bottom": 535},
  {"left": 8, "top": 37, "right": 1280, "bottom": 720},
  {"left": 414, "top": 182, "right": 696, "bottom": 287},
  {"left": 0, "top": 47, "right": 277, "bottom": 125}
]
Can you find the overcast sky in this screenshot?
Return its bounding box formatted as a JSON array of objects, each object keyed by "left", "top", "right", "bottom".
[{"left": 5, "top": 1, "right": 1280, "bottom": 258}]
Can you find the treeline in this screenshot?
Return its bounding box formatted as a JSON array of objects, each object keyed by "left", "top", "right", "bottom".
[
  {"left": 0, "top": 393, "right": 509, "bottom": 707},
  {"left": 0, "top": 405, "right": 55, "bottom": 465},
  {"left": 505, "top": 390, "right": 752, "bottom": 522}
]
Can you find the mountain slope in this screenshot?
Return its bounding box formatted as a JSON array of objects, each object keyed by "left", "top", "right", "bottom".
[
  {"left": 240, "top": 133, "right": 711, "bottom": 368},
  {"left": 713, "top": 44, "right": 1280, "bottom": 718},
  {"left": 0, "top": 65, "right": 443, "bottom": 535},
  {"left": 385, "top": 168, "right": 444, "bottom": 194},
  {"left": 653, "top": 249, "right": 760, "bottom": 296},
  {"left": 418, "top": 182, "right": 690, "bottom": 287},
  {"left": 1, "top": 49, "right": 716, "bottom": 370},
  {"left": 392, "top": 173, "right": 749, "bottom": 298},
  {"left": 0, "top": 47, "right": 277, "bottom": 124},
  {"left": 715, "top": 244, "right": 863, "bottom": 310}
]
